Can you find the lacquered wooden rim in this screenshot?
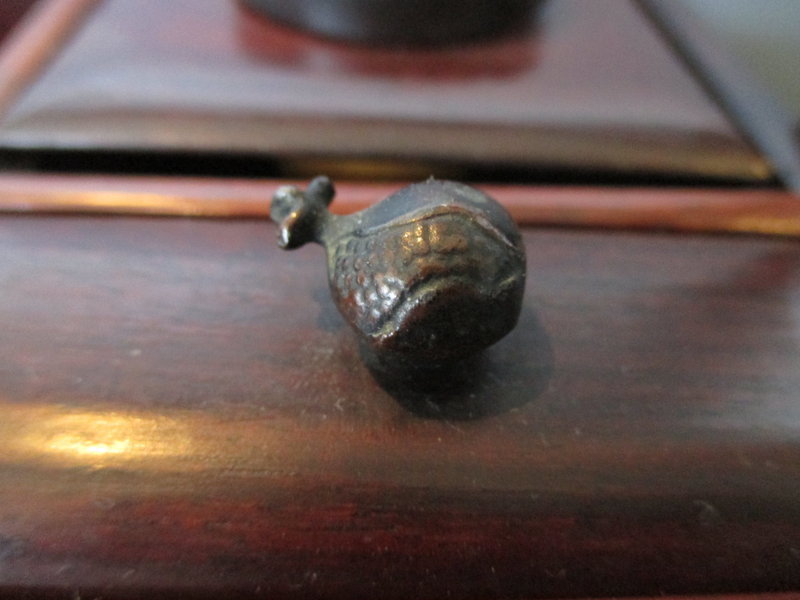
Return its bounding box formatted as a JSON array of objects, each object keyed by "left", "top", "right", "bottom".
[{"left": 0, "top": 172, "right": 797, "bottom": 237}]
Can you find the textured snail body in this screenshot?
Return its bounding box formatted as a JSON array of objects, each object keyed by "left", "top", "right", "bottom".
[{"left": 271, "top": 177, "right": 526, "bottom": 367}]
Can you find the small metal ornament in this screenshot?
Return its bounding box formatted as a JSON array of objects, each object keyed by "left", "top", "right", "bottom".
[{"left": 270, "top": 177, "right": 526, "bottom": 373}]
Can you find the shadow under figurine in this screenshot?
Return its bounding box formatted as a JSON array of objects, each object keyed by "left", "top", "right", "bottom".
[{"left": 270, "top": 176, "right": 526, "bottom": 383}]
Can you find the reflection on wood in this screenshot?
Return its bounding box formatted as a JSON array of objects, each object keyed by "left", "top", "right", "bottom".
[
  {"left": 0, "top": 173, "right": 797, "bottom": 236},
  {"left": 0, "top": 216, "right": 798, "bottom": 597}
]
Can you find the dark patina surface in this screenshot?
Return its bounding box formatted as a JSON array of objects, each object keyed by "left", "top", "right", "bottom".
[
  {"left": 270, "top": 177, "right": 526, "bottom": 371},
  {"left": 242, "top": 0, "right": 538, "bottom": 47}
]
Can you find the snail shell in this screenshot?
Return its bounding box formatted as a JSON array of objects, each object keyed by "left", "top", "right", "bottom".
[{"left": 271, "top": 177, "right": 526, "bottom": 368}]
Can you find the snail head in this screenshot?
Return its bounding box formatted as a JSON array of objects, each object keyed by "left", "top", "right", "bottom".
[{"left": 270, "top": 176, "right": 335, "bottom": 249}]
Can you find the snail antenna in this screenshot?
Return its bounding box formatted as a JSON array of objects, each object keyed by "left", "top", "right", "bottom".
[
  {"left": 270, "top": 177, "right": 336, "bottom": 249},
  {"left": 307, "top": 175, "right": 335, "bottom": 207}
]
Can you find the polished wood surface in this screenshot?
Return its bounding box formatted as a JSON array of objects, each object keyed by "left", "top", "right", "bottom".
[
  {"left": 1, "top": 215, "right": 799, "bottom": 598},
  {"left": 0, "top": 0, "right": 769, "bottom": 182},
  {"left": 0, "top": 173, "right": 798, "bottom": 236},
  {"left": 0, "top": 1, "right": 798, "bottom": 598}
]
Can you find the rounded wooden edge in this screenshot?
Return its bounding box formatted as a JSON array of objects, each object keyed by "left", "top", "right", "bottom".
[{"left": 0, "top": 173, "right": 797, "bottom": 237}]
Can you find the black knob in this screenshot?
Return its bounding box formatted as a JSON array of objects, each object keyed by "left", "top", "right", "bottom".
[{"left": 243, "top": 0, "right": 539, "bottom": 47}]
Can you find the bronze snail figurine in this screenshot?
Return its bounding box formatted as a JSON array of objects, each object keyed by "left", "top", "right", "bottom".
[{"left": 270, "top": 177, "right": 526, "bottom": 373}]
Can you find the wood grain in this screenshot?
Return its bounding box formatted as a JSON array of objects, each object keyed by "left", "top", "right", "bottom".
[
  {"left": 0, "top": 0, "right": 770, "bottom": 182},
  {"left": 0, "top": 173, "right": 797, "bottom": 236},
  {"left": 0, "top": 215, "right": 799, "bottom": 597}
]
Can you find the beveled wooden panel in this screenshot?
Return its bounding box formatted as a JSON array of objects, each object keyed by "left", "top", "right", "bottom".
[
  {"left": 0, "top": 0, "right": 770, "bottom": 181},
  {"left": 0, "top": 216, "right": 799, "bottom": 598}
]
